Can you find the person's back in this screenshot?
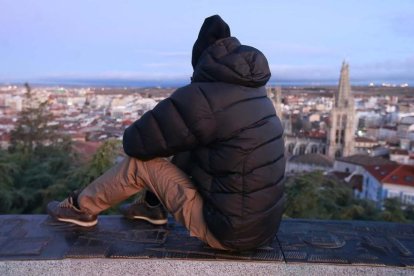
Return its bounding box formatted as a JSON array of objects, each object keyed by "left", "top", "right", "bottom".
[{"left": 181, "top": 30, "right": 285, "bottom": 250}]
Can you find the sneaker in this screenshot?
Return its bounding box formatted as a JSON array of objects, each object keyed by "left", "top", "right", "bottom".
[
  {"left": 47, "top": 191, "right": 98, "bottom": 227},
  {"left": 119, "top": 198, "right": 168, "bottom": 225}
]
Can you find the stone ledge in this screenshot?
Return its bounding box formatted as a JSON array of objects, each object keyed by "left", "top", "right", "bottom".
[{"left": 0, "top": 215, "right": 413, "bottom": 270}]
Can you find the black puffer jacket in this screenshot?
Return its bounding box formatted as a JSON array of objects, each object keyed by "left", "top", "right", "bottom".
[{"left": 123, "top": 36, "right": 285, "bottom": 251}]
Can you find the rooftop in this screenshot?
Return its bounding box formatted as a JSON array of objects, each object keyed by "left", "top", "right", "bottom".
[
  {"left": 390, "top": 148, "right": 409, "bottom": 155},
  {"left": 336, "top": 154, "right": 396, "bottom": 166},
  {"left": 289, "top": 154, "right": 333, "bottom": 167},
  {"left": 363, "top": 164, "right": 414, "bottom": 187},
  {"left": 354, "top": 137, "right": 378, "bottom": 143},
  {"left": 364, "top": 164, "right": 400, "bottom": 182},
  {"left": 382, "top": 165, "right": 414, "bottom": 187}
]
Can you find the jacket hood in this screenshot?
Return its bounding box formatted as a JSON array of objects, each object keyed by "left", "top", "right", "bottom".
[
  {"left": 192, "top": 15, "right": 231, "bottom": 69},
  {"left": 192, "top": 37, "right": 271, "bottom": 88}
]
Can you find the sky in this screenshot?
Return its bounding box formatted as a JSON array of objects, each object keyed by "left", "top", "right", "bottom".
[{"left": 1, "top": 0, "right": 414, "bottom": 85}]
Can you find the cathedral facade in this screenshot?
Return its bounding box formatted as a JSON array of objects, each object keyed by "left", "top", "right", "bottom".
[
  {"left": 269, "top": 61, "right": 356, "bottom": 160},
  {"left": 327, "top": 61, "right": 356, "bottom": 158}
]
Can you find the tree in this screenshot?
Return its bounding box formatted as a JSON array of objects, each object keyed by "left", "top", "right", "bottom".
[
  {"left": 64, "top": 139, "right": 123, "bottom": 214},
  {"left": 404, "top": 204, "right": 414, "bottom": 221},
  {"left": 379, "top": 198, "right": 407, "bottom": 223},
  {"left": 3, "top": 84, "right": 123, "bottom": 214},
  {"left": 339, "top": 199, "right": 380, "bottom": 221},
  {"left": 4, "top": 83, "right": 78, "bottom": 213},
  {"left": 284, "top": 171, "right": 354, "bottom": 219},
  {"left": 10, "top": 83, "right": 60, "bottom": 154},
  {"left": 0, "top": 150, "right": 19, "bottom": 212},
  {"left": 283, "top": 171, "right": 412, "bottom": 223},
  {"left": 0, "top": 150, "right": 18, "bottom": 189},
  {"left": 70, "top": 139, "right": 122, "bottom": 189}
]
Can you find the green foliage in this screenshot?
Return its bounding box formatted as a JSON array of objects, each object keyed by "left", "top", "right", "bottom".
[
  {"left": 68, "top": 139, "right": 123, "bottom": 215},
  {"left": 404, "top": 204, "right": 414, "bottom": 221},
  {"left": 1, "top": 83, "right": 77, "bottom": 213},
  {"left": 0, "top": 137, "right": 121, "bottom": 214},
  {"left": 71, "top": 139, "right": 122, "bottom": 188},
  {"left": 10, "top": 83, "right": 60, "bottom": 154},
  {"left": 0, "top": 84, "right": 123, "bottom": 214},
  {"left": 0, "top": 150, "right": 19, "bottom": 190},
  {"left": 339, "top": 199, "right": 380, "bottom": 221},
  {"left": 379, "top": 198, "right": 407, "bottom": 223},
  {"left": 284, "top": 171, "right": 354, "bottom": 220},
  {"left": 284, "top": 171, "right": 413, "bottom": 223},
  {"left": 4, "top": 137, "right": 76, "bottom": 213}
]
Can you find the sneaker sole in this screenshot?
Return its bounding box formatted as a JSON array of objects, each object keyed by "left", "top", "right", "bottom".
[
  {"left": 56, "top": 217, "right": 98, "bottom": 227},
  {"left": 130, "top": 216, "right": 167, "bottom": 225}
]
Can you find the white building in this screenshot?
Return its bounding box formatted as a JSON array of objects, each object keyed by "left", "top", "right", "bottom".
[
  {"left": 383, "top": 166, "right": 414, "bottom": 205},
  {"left": 333, "top": 155, "right": 414, "bottom": 205},
  {"left": 354, "top": 137, "right": 379, "bottom": 155},
  {"left": 5, "top": 95, "right": 23, "bottom": 112},
  {"left": 390, "top": 149, "right": 411, "bottom": 164},
  {"left": 379, "top": 126, "right": 398, "bottom": 141},
  {"left": 397, "top": 116, "right": 414, "bottom": 140},
  {"left": 356, "top": 164, "right": 398, "bottom": 203}
]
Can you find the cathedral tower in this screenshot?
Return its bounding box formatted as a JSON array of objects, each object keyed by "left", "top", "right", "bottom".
[
  {"left": 327, "top": 61, "right": 355, "bottom": 158},
  {"left": 267, "top": 86, "right": 282, "bottom": 118}
]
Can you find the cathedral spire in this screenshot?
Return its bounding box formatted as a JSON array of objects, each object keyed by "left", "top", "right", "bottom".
[
  {"left": 335, "top": 60, "right": 351, "bottom": 108},
  {"left": 327, "top": 61, "right": 355, "bottom": 158},
  {"left": 267, "top": 86, "right": 282, "bottom": 118}
]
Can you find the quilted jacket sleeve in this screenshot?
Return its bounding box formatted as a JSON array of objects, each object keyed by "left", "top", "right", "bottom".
[{"left": 122, "top": 85, "right": 216, "bottom": 160}]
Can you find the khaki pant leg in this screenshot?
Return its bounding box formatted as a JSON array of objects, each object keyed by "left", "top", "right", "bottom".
[
  {"left": 136, "top": 157, "right": 228, "bottom": 250},
  {"left": 77, "top": 156, "right": 227, "bottom": 250},
  {"left": 78, "top": 156, "right": 144, "bottom": 215}
]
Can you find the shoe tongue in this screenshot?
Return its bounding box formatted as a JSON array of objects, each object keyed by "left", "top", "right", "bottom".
[
  {"left": 66, "top": 196, "right": 79, "bottom": 211},
  {"left": 70, "top": 192, "right": 81, "bottom": 209}
]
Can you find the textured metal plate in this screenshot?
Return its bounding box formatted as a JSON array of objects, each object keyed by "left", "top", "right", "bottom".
[
  {"left": 65, "top": 237, "right": 111, "bottom": 258},
  {"left": 0, "top": 218, "right": 27, "bottom": 238},
  {"left": 0, "top": 237, "right": 49, "bottom": 256},
  {"left": 278, "top": 219, "right": 414, "bottom": 267}
]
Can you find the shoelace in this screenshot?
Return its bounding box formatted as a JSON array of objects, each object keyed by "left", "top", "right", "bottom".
[
  {"left": 132, "top": 195, "right": 146, "bottom": 205},
  {"left": 58, "top": 196, "right": 74, "bottom": 208}
]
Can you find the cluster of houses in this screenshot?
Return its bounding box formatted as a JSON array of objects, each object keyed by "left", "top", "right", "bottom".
[
  {"left": 287, "top": 154, "right": 414, "bottom": 206},
  {"left": 276, "top": 63, "right": 414, "bottom": 207}
]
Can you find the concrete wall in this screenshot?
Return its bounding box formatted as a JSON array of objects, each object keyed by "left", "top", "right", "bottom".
[{"left": 0, "top": 259, "right": 413, "bottom": 276}]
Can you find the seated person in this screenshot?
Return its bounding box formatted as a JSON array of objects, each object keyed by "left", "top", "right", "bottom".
[{"left": 48, "top": 15, "right": 285, "bottom": 251}]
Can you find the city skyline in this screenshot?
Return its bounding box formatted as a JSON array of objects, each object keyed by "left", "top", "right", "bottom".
[{"left": 1, "top": 0, "right": 414, "bottom": 85}]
